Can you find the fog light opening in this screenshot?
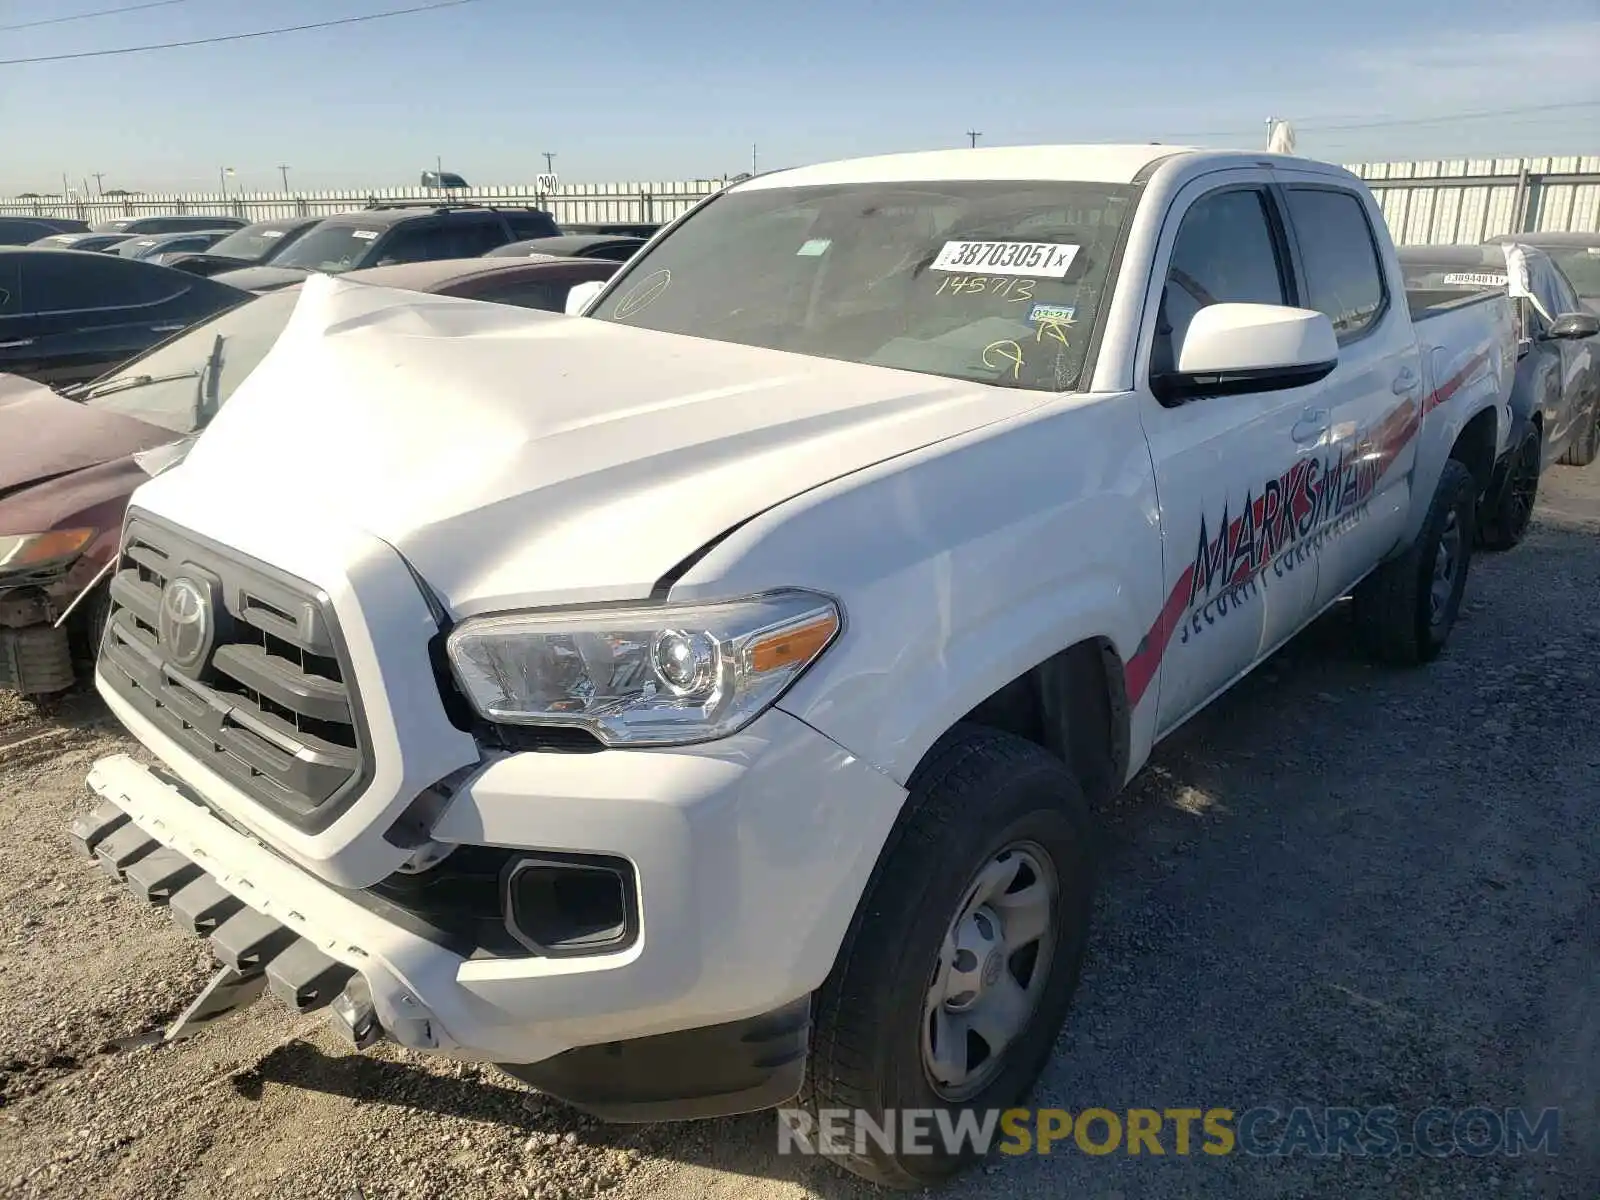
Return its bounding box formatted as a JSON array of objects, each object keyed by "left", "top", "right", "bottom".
[{"left": 502, "top": 855, "right": 638, "bottom": 956}]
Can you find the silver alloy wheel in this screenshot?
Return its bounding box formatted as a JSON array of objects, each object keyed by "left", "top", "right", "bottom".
[
  {"left": 921, "top": 842, "right": 1058, "bottom": 1101},
  {"left": 1430, "top": 508, "right": 1462, "bottom": 626}
]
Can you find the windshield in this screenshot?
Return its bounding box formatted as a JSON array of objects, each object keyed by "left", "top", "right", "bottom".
[
  {"left": 80, "top": 289, "right": 301, "bottom": 434},
  {"left": 207, "top": 223, "right": 296, "bottom": 262},
  {"left": 590, "top": 181, "right": 1136, "bottom": 391},
  {"left": 1551, "top": 248, "right": 1600, "bottom": 300},
  {"left": 270, "top": 223, "right": 382, "bottom": 273}
]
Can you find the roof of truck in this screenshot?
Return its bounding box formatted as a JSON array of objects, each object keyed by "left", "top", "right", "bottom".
[{"left": 734, "top": 144, "right": 1279, "bottom": 190}]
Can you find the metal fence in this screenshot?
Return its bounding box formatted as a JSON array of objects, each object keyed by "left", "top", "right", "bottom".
[
  {"left": 0, "top": 180, "right": 725, "bottom": 228},
  {"left": 1344, "top": 155, "right": 1600, "bottom": 244},
  {"left": 4, "top": 157, "right": 1598, "bottom": 245}
]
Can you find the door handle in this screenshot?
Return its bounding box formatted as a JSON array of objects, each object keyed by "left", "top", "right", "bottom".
[
  {"left": 1392, "top": 367, "right": 1421, "bottom": 394},
  {"left": 1291, "top": 407, "right": 1329, "bottom": 444},
  {"left": 0, "top": 338, "right": 35, "bottom": 349}
]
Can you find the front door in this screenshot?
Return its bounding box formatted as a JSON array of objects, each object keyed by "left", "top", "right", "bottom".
[{"left": 1138, "top": 176, "right": 1325, "bottom": 734}]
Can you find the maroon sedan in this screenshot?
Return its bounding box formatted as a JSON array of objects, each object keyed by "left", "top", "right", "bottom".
[{"left": 0, "top": 256, "right": 617, "bottom": 696}]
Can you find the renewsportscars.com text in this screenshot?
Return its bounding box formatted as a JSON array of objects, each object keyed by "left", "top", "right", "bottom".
[{"left": 776, "top": 1105, "right": 1561, "bottom": 1159}]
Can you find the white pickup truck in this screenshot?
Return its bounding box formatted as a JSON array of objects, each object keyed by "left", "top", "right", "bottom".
[{"left": 73, "top": 145, "right": 1514, "bottom": 1187}]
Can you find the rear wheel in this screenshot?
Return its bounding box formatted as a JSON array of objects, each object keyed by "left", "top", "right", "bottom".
[
  {"left": 1559, "top": 399, "right": 1599, "bottom": 468},
  {"left": 1477, "top": 424, "right": 1540, "bottom": 551},
  {"left": 802, "top": 725, "right": 1093, "bottom": 1189},
  {"left": 1353, "top": 458, "right": 1476, "bottom": 666}
]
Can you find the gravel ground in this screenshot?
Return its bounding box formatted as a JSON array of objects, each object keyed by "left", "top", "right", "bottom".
[{"left": 2, "top": 465, "right": 1598, "bottom": 1200}]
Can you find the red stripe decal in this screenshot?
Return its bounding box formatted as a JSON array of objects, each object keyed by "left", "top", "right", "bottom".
[{"left": 1120, "top": 348, "right": 1494, "bottom": 710}]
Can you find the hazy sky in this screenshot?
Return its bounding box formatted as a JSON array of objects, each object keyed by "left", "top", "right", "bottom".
[{"left": 1, "top": 0, "right": 1596, "bottom": 195}]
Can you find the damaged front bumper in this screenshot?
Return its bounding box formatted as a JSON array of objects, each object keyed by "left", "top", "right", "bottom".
[{"left": 72, "top": 752, "right": 818, "bottom": 1121}]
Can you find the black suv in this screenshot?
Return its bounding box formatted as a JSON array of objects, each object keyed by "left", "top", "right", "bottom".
[{"left": 210, "top": 202, "right": 560, "bottom": 293}]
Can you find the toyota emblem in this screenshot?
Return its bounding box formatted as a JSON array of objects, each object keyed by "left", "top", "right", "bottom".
[{"left": 158, "top": 576, "right": 213, "bottom": 672}]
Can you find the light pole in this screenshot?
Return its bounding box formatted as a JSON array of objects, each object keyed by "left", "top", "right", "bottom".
[{"left": 278, "top": 163, "right": 291, "bottom": 191}]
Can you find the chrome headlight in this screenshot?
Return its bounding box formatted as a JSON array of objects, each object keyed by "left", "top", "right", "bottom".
[{"left": 444, "top": 589, "right": 841, "bottom": 747}]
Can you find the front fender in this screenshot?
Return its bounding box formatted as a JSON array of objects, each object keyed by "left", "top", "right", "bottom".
[{"left": 670, "top": 395, "right": 1163, "bottom": 787}]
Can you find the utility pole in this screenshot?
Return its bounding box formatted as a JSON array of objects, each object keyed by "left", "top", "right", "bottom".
[
  {"left": 752, "top": 143, "right": 758, "bottom": 175},
  {"left": 966, "top": 130, "right": 982, "bottom": 148},
  {"left": 541, "top": 151, "right": 555, "bottom": 174},
  {"left": 92, "top": 172, "right": 105, "bottom": 195},
  {"left": 277, "top": 163, "right": 291, "bottom": 191}
]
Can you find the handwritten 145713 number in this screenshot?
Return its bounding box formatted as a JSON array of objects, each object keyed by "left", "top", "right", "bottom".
[{"left": 935, "top": 275, "right": 1037, "bottom": 300}]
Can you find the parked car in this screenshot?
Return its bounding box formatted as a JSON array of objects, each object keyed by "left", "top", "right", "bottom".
[
  {"left": 213, "top": 202, "right": 562, "bottom": 293},
  {"left": 89, "top": 215, "right": 248, "bottom": 235},
  {"left": 29, "top": 231, "right": 140, "bottom": 253},
  {"left": 160, "top": 216, "right": 323, "bottom": 277},
  {"left": 69, "top": 145, "right": 1515, "bottom": 1190},
  {"left": 484, "top": 233, "right": 646, "bottom": 262},
  {"left": 1398, "top": 242, "right": 1600, "bottom": 547},
  {"left": 113, "top": 230, "right": 236, "bottom": 262},
  {"left": 0, "top": 217, "right": 87, "bottom": 245},
  {"left": 566, "top": 222, "right": 662, "bottom": 239},
  {"left": 1484, "top": 231, "right": 1600, "bottom": 315},
  {"left": 0, "top": 249, "right": 249, "bottom": 387},
  {"left": 0, "top": 254, "right": 622, "bottom": 696}
]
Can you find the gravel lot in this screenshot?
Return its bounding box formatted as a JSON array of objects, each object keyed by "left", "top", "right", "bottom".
[{"left": 2, "top": 464, "right": 1597, "bottom": 1200}]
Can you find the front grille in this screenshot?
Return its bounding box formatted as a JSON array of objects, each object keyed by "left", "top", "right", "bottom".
[{"left": 98, "top": 512, "right": 373, "bottom": 832}]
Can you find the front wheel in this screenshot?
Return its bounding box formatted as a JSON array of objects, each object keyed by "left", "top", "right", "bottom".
[
  {"left": 1559, "top": 398, "right": 1599, "bottom": 468},
  {"left": 802, "top": 724, "right": 1093, "bottom": 1189},
  {"left": 1352, "top": 458, "right": 1476, "bottom": 666}
]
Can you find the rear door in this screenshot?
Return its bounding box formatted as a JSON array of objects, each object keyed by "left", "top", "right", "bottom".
[
  {"left": 1138, "top": 173, "right": 1325, "bottom": 733},
  {"left": 1279, "top": 183, "right": 1422, "bottom": 611}
]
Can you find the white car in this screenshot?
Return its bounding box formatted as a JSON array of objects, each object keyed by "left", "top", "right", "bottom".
[{"left": 73, "top": 144, "right": 1514, "bottom": 1188}]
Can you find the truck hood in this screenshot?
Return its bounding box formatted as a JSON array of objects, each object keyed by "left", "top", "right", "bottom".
[
  {"left": 176, "top": 274, "right": 1047, "bottom": 614},
  {"left": 0, "top": 372, "right": 174, "bottom": 505}
]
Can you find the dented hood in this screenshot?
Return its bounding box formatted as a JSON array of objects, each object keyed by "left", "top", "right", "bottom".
[{"left": 175, "top": 274, "right": 1044, "bottom": 614}]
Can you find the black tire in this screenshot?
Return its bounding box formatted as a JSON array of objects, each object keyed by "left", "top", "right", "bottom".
[
  {"left": 1352, "top": 457, "right": 1476, "bottom": 666},
  {"left": 802, "top": 724, "right": 1093, "bottom": 1189},
  {"left": 1476, "top": 424, "right": 1540, "bottom": 551},
  {"left": 67, "top": 581, "right": 111, "bottom": 680},
  {"left": 1559, "top": 398, "right": 1599, "bottom": 468}
]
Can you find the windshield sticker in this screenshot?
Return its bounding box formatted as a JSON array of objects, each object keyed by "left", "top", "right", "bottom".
[
  {"left": 260, "top": 230, "right": 285, "bottom": 238},
  {"left": 796, "top": 238, "right": 831, "bottom": 257},
  {"left": 613, "top": 269, "right": 671, "bottom": 320},
  {"left": 931, "top": 240, "right": 1079, "bottom": 278},
  {"left": 350, "top": 229, "right": 380, "bottom": 240},
  {"left": 1441, "top": 271, "right": 1506, "bottom": 286},
  {"left": 1027, "top": 303, "right": 1076, "bottom": 325},
  {"left": 934, "top": 275, "right": 1037, "bottom": 302},
  {"left": 982, "top": 339, "right": 1025, "bottom": 381}
]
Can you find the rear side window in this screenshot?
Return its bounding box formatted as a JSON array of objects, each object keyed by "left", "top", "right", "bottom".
[
  {"left": 1155, "top": 188, "right": 1288, "bottom": 376},
  {"left": 443, "top": 218, "right": 511, "bottom": 257},
  {"left": 25, "top": 253, "right": 185, "bottom": 312},
  {"left": 1284, "top": 187, "right": 1387, "bottom": 339},
  {"left": 507, "top": 211, "right": 560, "bottom": 238},
  {"left": 371, "top": 223, "right": 452, "bottom": 265}
]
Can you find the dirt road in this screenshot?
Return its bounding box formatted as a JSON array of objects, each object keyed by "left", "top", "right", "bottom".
[{"left": 3, "top": 466, "right": 1598, "bottom": 1200}]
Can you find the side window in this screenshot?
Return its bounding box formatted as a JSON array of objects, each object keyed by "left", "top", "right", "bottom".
[
  {"left": 474, "top": 280, "right": 570, "bottom": 311},
  {"left": 446, "top": 218, "right": 511, "bottom": 258},
  {"left": 0, "top": 259, "right": 19, "bottom": 314},
  {"left": 1283, "top": 187, "right": 1387, "bottom": 340},
  {"left": 25, "top": 254, "right": 184, "bottom": 312},
  {"left": 1154, "top": 188, "right": 1287, "bottom": 376},
  {"left": 371, "top": 224, "right": 449, "bottom": 266},
  {"left": 507, "top": 212, "right": 559, "bottom": 239}
]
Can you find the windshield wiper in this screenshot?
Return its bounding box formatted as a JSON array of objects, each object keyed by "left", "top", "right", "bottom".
[
  {"left": 191, "top": 334, "right": 226, "bottom": 429},
  {"left": 75, "top": 368, "right": 200, "bottom": 401}
]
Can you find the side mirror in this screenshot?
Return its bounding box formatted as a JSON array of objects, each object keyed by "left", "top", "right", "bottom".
[
  {"left": 1547, "top": 311, "right": 1600, "bottom": 340},
  {"left": 565, "top": 279, "right": 607, "bottom": 316},
  {"left": 1156, "top": 303, "right": 1338, "bottom": 404}
]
